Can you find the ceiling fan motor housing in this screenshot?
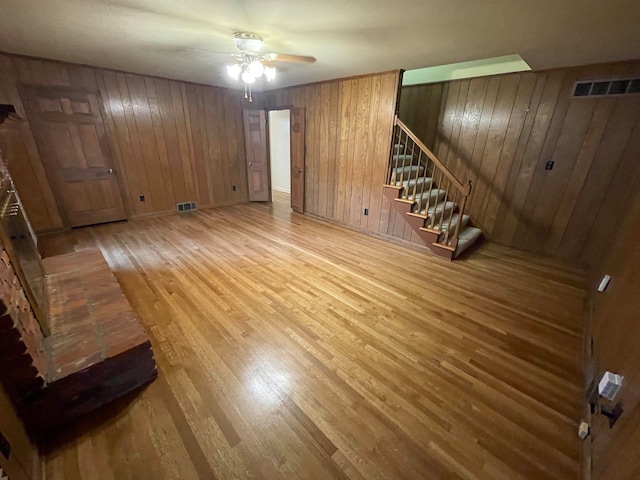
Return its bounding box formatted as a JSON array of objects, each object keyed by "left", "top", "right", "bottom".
[{"left": 234, "top": 32, "right": 264, "bottom": 53}]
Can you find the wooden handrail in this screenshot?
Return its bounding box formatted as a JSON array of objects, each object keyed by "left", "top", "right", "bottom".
[
  {"left": 395, "top": 116, "right": 471, "bottom": 196},
  {"left": 387, "top": 116, "right": 475, "bottom": 253}
]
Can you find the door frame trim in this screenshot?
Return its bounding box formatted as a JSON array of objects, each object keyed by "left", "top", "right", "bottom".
[{"left": 264, "top": 106, "right": 305, "bottom": 212}]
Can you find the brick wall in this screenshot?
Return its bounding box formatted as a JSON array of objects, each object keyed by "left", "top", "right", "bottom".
[{"left": 0, "top": 248, "right": 45, "bottom": 377}]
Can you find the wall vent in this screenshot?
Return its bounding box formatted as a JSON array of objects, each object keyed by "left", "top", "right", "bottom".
[
  {"left": 573, "top": 78, "right": 640, "bottom": 97},
  {"left": 177, "top": 201, "right": 197, "bottom": 213}
]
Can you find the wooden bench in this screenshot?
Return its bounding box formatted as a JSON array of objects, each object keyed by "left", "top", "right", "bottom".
[{"left": 0, "top": 248, "right": 157, "bottom": 438}]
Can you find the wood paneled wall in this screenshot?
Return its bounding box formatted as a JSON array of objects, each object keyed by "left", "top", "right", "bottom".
[
  {"left": 588, "top": 188, "right": 640, "bottom": 480},
  {"left": 261, "top": 72, "right": 404, "bottom": 241},
  {"left": 0, "top": 52, "right": 249, "bottom": 232},
  {"left": 399, "top": 60, "right": 640, "bottom": 265},
  {"left": 0, "top": 384, "right": 39, "bottom": 480}
]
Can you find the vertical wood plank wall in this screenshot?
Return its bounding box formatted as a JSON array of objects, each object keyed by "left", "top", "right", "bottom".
[
  {"left": 0, "top": 52, "right": 249, "bottom": 232},
  {"left": 588, "top": 188, "right": 640, "bottom": 480},
  {"left": 399, "top": 60, "right": 640, "bottom": 265},
  {"left": 261, "top": 72, "right": 404, "bottom": 242}
]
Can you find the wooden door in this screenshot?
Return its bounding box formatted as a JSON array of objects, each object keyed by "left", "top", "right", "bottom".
[
  {"left": 20, "top": 86, "right": 126, "bottom": 227},
  {"left": 243, "top": 110, "right": 270, "bottom": 202},
  {"left": 290, "top": 108, "right": 305, "bottom": 214}
]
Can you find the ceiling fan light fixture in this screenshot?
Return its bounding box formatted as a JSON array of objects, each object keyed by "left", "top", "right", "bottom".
[
  {"left": 264, "top": 66, "right": 276, "bottom": 81},
  {"left": 228, "top": 32, "right": 309, "bottom": 101},
  {"left": 241, "top": 70, "right": 256, "bottom": 85},
  {"left": 249, "top": 60, "right": 264, "bottom": 77},
  {"left": 234, "top": 32, "right": 264, "bottom": 53},
  {"left": 226, "top": 64, "right": 241, "bottom": 80}
]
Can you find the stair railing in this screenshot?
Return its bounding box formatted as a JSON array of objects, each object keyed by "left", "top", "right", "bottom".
[{"left": 386, "top": 116, "right": 472, "bottom": 249}]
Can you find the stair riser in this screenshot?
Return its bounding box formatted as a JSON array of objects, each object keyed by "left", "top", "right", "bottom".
[
  {"left": 417, "top": 230, "right": 440, "bottom": 245},
  {"left": 392, "top": 199, "right": 415, "bottom": 215},
  {"left": 405, "top": 214, "right": 427, "bottom": 231},
  {"left": 429, "top": 245, "right": 455, "bottom": 261},
  {"left": 401, "top": 213, "right": 441, "bottom": 246},
  {"left": 382, "top": 185, "right": 402, "bottom": 202}
]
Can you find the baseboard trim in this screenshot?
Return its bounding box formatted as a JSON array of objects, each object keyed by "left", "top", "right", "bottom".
[
  {"left": 130, "top": 209, "right": 175, "bottom": 220},
  {"left": 130, "top": 200, "right": 250, "bottom": 220},
  {"left": 302, "top": 211, "right": 441, "bottom": 258},
  {"left": 272, "top": 187, "right": 290, "bottom": 194},
  {"left": 36, "top": 226, "right": 69, "bottom": 237}
]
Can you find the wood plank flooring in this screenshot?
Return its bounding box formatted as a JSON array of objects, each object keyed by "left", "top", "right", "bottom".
[{"left": 39, "top": 192, "right": 587, "bottom": 480}]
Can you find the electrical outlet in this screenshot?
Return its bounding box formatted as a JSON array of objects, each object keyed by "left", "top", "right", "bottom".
[
  {"left": 0, "top": 429, "right": 10, "bottom": 459},
  {"left": 545, "top": 160, "right": 554, "bottom": 170},
  {"left": 364, "top": 208, "right": 369, "bottom": 216},
  {"left": 232, "top": 185, "right": 237, "bottom": 191},
  {"left": 139, "top": 194, "right": 145, "bottom": 202}
]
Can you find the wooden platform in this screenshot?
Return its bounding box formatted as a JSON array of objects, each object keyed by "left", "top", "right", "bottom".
[
  {"left": 40, "top": 192, "right": 587, "bottom": 480},
  {"left": 44, "top": 251, "right": 151, "bottom": 382},
  {"left": 0, "top": 247, "right": 157, "bottom": 437}
]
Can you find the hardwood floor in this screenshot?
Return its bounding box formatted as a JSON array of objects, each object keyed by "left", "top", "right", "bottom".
[{"left": 39, "top": 192, "right": 587, "bottom": 480}]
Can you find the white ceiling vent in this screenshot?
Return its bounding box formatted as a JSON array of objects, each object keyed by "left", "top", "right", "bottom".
[{"left": 573, "top": 78, "right": 640, "bottom": 97}]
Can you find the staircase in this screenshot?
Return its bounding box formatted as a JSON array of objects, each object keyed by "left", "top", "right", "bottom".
[{"left": 383, "top": 117, "right": 482, "bottom": 260}]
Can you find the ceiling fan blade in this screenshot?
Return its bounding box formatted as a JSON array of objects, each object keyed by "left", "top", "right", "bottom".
[{"left": 267, "top": 53, "right": 317, "bottom": 64}]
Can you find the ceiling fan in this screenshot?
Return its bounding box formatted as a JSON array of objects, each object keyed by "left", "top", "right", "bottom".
[{"left": 227, "top": 32, "right": 316, "bottom": 101}]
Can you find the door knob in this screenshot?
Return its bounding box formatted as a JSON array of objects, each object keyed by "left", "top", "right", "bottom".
[
  {"left": 107, "top": 168, "right": 114, "bottom": 174},
  {"left": 298, "top": 169, "right": 303, "bottom": 173},
  {"left": 249, "top": 162, "right": 253, "bottom": 166}
]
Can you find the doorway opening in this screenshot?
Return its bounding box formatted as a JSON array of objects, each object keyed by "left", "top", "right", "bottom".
[
  {"left": 268, "top": 109, "right": 291, "bottom": 207},
  {"left": 244, "top": 107, "right": 304, "bottom": 212}
]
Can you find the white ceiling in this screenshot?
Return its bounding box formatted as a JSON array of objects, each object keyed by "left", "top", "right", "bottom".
[{"left": 1, "top": 0, "right": 639, "bottom": 91}]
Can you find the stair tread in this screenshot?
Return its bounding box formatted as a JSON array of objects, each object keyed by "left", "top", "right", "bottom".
[
  {"left": 410, "top": 189, "right": 447, "bottom": 211},
  {"left": 454, "top": 227, "right": 482, "bottom": 258},
  {"left": 398, "top": 177, "right": 432, "bottom": 188},
  {"left": 437, "top": 213, "right": 470, "bottom": 233},
  {"left": 407, "top": 188, "right": 445, "bottom": 201},
  {"left": 391, "top": 166, "right": 425, "bottom": 184},
  {"left": 420, "top": 213, "right": 468, "bottom": 233},
  {"left": 392, "top": 154, "right": 417, "bottom": 161},
  {"left": 392, "top": 165, "right": 424, "bottom": 174},
  {"left": 420, "top": 200, "right": 456, "bottom": 216}
]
